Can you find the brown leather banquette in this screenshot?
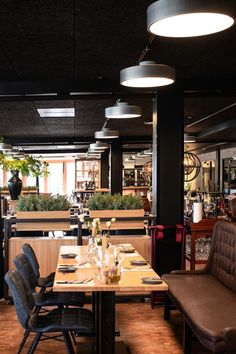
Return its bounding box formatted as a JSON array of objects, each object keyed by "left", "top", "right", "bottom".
[{"left": 163, "top": 221, "right": 236, "bottom": 354}]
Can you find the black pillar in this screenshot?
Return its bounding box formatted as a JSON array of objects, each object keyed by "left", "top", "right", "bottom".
[
  {"left": 110, "top": 140, "right": 122, "bottom": 195},
  {"left": 0, "top": 191, "right": 3, "bottom": 298},
  {"left": 152, "top": 88, "right": 184, "bottom": 274},
  {"left": 216, "top": 148, "right": 221, "bottom": 192},
  {"left": 100, "top": 150, "right": 109, "bottom": 189}
]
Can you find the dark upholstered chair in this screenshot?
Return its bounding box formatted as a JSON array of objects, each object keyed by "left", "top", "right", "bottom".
[
  {"left": 22, "top": 243, "right": 55, "bottom": 291},
  {"left": 14, "top": 253, "right": 86, "bottom": 352},
  {"left": 14, "top": 253, "right": 85, "bottom": 308},
  {"left": 5, "top": 269, "right": 94, "bottom": 354}
]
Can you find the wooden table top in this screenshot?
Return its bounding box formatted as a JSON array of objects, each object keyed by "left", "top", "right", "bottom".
[{"left": 53, "top": 245, "right": 168, "bottom": 292}]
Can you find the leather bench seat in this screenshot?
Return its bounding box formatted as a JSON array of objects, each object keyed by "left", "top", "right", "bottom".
[
  {"left": 162, "top": 221, "right": 236, "bottom": 353},
  {"left": 163, "top": 273, "right": 236, "bottom": 352}
]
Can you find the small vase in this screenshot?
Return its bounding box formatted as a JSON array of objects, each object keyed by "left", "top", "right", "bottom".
[{"left": 8, "top": 171, "right": 23, "bottom": 200}]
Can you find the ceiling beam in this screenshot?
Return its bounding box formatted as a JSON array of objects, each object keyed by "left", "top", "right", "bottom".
[
  {"left": 0, "top": 79, "right": 154, "bottom": 96},
  {"left": 6, "top": 135, "right": 152, "bottom": 145},
  {"left": 0, "top": 78, "right": 235, "bottom": 99},
  {"left": 197, "top": 117, "right": 236, "bottom": 138}
]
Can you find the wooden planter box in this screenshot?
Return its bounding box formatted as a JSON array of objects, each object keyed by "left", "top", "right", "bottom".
[
  {"left": 89, "top": 209, "right": 144, "bottom": 230},
  {"left": 16, "top": 210, "right": 70, "bottom": 231}
]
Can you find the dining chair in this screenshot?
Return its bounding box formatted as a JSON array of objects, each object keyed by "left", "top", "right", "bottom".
[
  {"left": 13, "top": 253, "right": 85, "bottom": 308},
  {"left": 13, "top": 253, "right": 86, "bottom": 352},
  {"left": 5, "top": 269, "right": 94, "bottom": 354},
  {"left": 22, "top": 243, "right": 55, "bottom": 291}
]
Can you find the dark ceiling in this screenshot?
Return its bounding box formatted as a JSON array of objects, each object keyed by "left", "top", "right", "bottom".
[{"left": 0, "top": 0, "right": 236, "bottom": 156}]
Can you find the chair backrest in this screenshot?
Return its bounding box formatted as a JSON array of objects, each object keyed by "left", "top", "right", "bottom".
[
  {"left": 22, "top": 243, "right": 40, "bottom": 279},
  {"left": 207, "top": 221, "right": 236, "bottom": 293},
  {"left": 14, "top": 253, "right": 38, "bottom": 292},
  {"left": 229, "top": 197, "right": 236, "bottom": 218},
  {"left": 4, "top": 269, "right": 35, "bottom": 329}
]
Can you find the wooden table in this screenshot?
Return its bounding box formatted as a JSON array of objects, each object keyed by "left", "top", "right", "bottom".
[{"left": 53, "top": 245, "right": 168, "bottom": 354}]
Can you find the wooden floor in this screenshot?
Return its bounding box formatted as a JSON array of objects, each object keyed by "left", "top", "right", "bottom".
[{"left": 0, "top": 299, "right": 209, "bottom": 354}]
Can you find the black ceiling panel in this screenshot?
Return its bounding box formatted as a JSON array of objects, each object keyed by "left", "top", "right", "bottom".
[{"left": 0, "top": 0, "right": 234, "bottom": 153}]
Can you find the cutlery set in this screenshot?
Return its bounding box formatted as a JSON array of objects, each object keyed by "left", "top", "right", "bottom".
[
  {"left": 58, "top": 260, "right": 88, "bottom": 267},
  {"left": 56, "top": 277, "right": 93, "bottom": 284},
  {"left": 123, "top": 266, "right": 151, "bottom": 270}
]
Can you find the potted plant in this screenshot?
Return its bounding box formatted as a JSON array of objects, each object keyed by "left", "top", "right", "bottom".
[
  {"left": 0, "top": 152, "right": 48, "bottom": 200},
  {"left": 87, "top": 193, "right": 144, "bottom": 230},
  {"left": 16, "top": 194, "right": 71, "bottom": 230}
]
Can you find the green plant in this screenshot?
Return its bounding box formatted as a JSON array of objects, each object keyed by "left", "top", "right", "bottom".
[
  {"left": 0, "top": 186, "right": 9, "bottom": 191},
  {"left": 0, "top": 153, "right": 48, "bottom": 177},
  {"left": 16, "top": 194, "right": 71, "bottom": 211},
  {"left": 0, "top": 185, "right": 38, "bottom": 192},
  {"left": 87, "top": 193, "right": 143, "bottom": 210},
  {"left": 22, "top": 185, "right": 38, "bottom": 191}
]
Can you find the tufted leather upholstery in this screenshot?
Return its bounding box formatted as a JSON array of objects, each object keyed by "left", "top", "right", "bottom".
[
  {"left": 163, "top": 221, "right": 236, "bottom": 353},
  {"left": 207, "top": 222, "right": 236, "bottom": 293}
]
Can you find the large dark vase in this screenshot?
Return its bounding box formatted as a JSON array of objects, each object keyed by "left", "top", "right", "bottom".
[{"left": 8, "top": 171, "right": 23, "bottom": 200}]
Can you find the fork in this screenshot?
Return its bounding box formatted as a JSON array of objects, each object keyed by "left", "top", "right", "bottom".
[
  {"left": 72, "top": 277, "right": 93, "bottom": 284},
  {"left": 78, "top": 260, "right": 88, "bottom": 266}
]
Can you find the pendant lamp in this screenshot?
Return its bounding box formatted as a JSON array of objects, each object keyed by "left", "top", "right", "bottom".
[
  {"left": 6, "top": 148, "right": 19, "bottom": 155},
  {"left": 120, "top": 61, "right": 175, "bottom": 88},
  {"left": 0, "top": 143, "right": 13, "bottom": 151},
  {"left": 184, "top": 151, "right": 201, "bottom": 182},
  {"left": 105, "top": 102, "right": 141, "bottom": 118},
  {"left": 89, "top": 141, "right": 109, "bottom": 150},
  {"left": 95, "top": 127, "right": 119, "bottom": 139},
  {"left": 184, "top": 134, "right": 196, "bottom": 143},
  {"left": 137, "top": 151, "right": 148, "bottom": 158},
  {"left": 147, "top": 0, "right": 235, "bottom": 38},
  {"left": 144, "top": 149, "right": 153, "bottom": 156}
]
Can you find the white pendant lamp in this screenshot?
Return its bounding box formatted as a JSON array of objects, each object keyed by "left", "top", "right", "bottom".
[
  {"left": 147, "top": 0, "right": 235, "bottom": 38},
  {"left": 184, "top": 134, "right": 196, "bottom": 143},
  {"left": 87, "top": 148, "right": 102, "bottom": 154},
  {"left": 0, "top": 143, "right": 13, "bottom": 151},
  {"left": 95, "top": 127, "right": 119, "bottom": 139},
  {"left": 89, "top": 141, "right": 109, "bottom": 150},
  {"left": 6, "top": 148, "right": 19, "bottom": 155},
  {"left": 144, "top": 149, "right": 153, "bottom": 156},
  {"left": 120, "top": 61, "right": 175, "bottom": 88},
  {"left": 105, "top": 102, "right": 141, "bottom": 119}
]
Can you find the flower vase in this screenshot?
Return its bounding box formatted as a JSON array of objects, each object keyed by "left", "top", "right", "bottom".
[{"left": 8, "top": 171, "right": 22, "bottom": 200}]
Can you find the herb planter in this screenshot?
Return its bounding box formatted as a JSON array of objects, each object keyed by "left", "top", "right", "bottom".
[
  {"left": 89, "top": 209, "right": 144, "bottom": 230},
  {"left": 16, "top": 210, "right": 70, "bottom": 231}
]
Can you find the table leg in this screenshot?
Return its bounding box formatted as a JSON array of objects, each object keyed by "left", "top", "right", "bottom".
[
  {"left": 97, "top": 291, "right": 115, "bottom": 354},
  {"left": 78, "top": 291, "right": 128, "bottom": 354}
]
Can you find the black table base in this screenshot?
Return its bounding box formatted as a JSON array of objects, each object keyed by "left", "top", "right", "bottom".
[{"left": 84, "top": 291, "right": 128, "bottom": 354}]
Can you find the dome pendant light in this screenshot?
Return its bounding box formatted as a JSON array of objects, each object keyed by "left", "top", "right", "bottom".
[
  {"left": 105, "top": 102, "right": 141, "bottom": 119},
  {"left": 89, "top": 141, "right": 109, "bottom": 150},
  {"left": 0, "top": 143, "right": 13, "bottom": 151},
  {"left": 95, "top": 127, "right": 119, "bottom": 139},
  {"left": 147, "top": 0, "right": 236, "bottom": 38},
  {"left": 120, "top": 61, "right": 175, "bottom": 88}
]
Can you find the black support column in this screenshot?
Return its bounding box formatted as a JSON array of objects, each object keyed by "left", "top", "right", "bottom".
[
  {"left": 100, "top": 150, "right": 109, "bottom": 189},
  {"left": 110, "top": 140, "right": 122, "bottom": 195},
  {"left": 152, "top": 88, "right": 184, "bottom": 274}
]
